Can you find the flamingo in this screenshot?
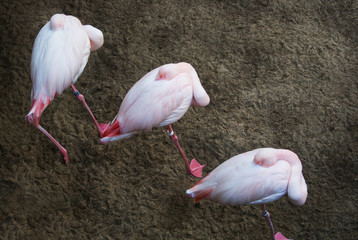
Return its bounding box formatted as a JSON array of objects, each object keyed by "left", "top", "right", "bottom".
[
  {"left": 100, "top": 62, "right": 210, "bottom": 178},
  {"left": 26, "top": 14, "right": 105, "bottom": 163},
  {"left": 186, "top": 148, "right": 308, "bottom": 240}
]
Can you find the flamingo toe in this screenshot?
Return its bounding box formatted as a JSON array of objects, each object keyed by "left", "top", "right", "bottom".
[
  {"left": 274, "top": 232, "right": 291, "bottom": 240},
  {"left": 190, "top": 159, "right": 205, "bottom": 178}
]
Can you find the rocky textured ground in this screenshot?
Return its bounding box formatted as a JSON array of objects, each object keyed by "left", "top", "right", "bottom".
[{"left": 0, "top": 0, "right": 357, "bottom": 239}]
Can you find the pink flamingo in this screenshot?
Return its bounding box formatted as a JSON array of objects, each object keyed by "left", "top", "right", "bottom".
[
  {"left": 186, "top": 148, "right": 308, "bottom": 240},
  {"left": 26, "top": 14, "right": 105, "bottom": 163},
  {"left": 100, "top": 62, "right": 210, "bottom": 178}
]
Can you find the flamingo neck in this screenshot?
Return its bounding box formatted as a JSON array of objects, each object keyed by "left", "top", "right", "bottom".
[
  {"left": 275, "top": 149, "right": 307, "bottom": 206},
  {"left": 275, "top": 149, "right": 302, "bottom": 169},
  {"left": 254, "top": 148, "right": 308, "bottom": 206},
  {"left": 189, "top": 70, "right": 210, "bottom": 107}
]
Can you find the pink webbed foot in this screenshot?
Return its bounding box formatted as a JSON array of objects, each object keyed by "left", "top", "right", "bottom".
[
  {"left": 188, "top": 159, "right": 205, "bottom": 178},
  {"left": 274, "top": 232, "right": 291, "bottom": 240}
]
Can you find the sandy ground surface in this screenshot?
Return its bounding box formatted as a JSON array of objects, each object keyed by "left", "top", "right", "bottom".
[{"left": 0, "top": 0, "right": 357, "bottom": 239}]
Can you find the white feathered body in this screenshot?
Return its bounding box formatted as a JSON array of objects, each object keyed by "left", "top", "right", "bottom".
[
  {"left": 187, "top": 148, "right": 308, "bottom": 206},
  {"left": 100, "top": 62, "right": 210, "bottom": 143},
  {"left": 26, "top": 14, "right": 103, "bottom": 126}
]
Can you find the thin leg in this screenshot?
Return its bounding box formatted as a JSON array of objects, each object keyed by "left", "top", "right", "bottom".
[
  {"left": 70, "top": 84, "right": 108, "bottom": 136},
  {"left": 37, "top": 124, "right": 69, "bottom": 164},
  {"left": 261, "top": 204, "right": 275, "bottom": 240},
  {"left": 168, "top": 125, "right": 191, "bottom": 171},
  {"left": 261, "top": 205, "right": 291, "bottom": 240},
  {"left": 26, "top": 114, "right": 69, "bottom": 163},
  {"left": 167, "top": 124, "right": 204, "bottom": 178}
]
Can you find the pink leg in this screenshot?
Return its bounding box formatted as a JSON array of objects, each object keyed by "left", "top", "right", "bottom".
[
  {"left": 37, "top": 125, "right": 69, "bottom": 164},
  {"left": 70, "top": 84, "right": 108, "bottom": 137},
  {"left": 261, "top": 205, "right": 291, "bottom": 240},
  {"left": 26, "top": 114, "right": 69, "bottom": 164},
  {"left": 167, "top": 124, "right": 205, "bottom": 178},
  {"left": 261, "top": 204, "right": 276, "bottom": 240}
]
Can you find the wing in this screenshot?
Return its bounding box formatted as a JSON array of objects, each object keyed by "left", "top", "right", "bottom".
[
  {"left": 239, "top": 161, "right": 291, "bottom": 205},
  {"left": 117, "top": 71, "right": 194, "bottom": 133},
  {"left": 30, "top": 16, "right": 90, "bottom": 101},
  {"left": 200, "top": 154, "right": 291, "bottom": 206}
]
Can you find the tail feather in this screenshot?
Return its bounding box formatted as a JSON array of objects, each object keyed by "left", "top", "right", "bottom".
[
  {"left": 101, "top": 119, "right": 121, "bottom": 138},
  {"left": 186, "top": 187, "right": 213, "bottom": 203},
  {"left": 100, "top": 132, "right": 136, "bottom": 144},
  {"left": 100, "top": 119, "right": 136, "bottom": 144},
  {"left": 192, "top": 173, "right": 210, "bottom": 187}
]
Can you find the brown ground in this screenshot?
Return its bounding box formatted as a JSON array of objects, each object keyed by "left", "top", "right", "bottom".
[{"left": 1, "top": 0, "right": 357, "bottom": 239}]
